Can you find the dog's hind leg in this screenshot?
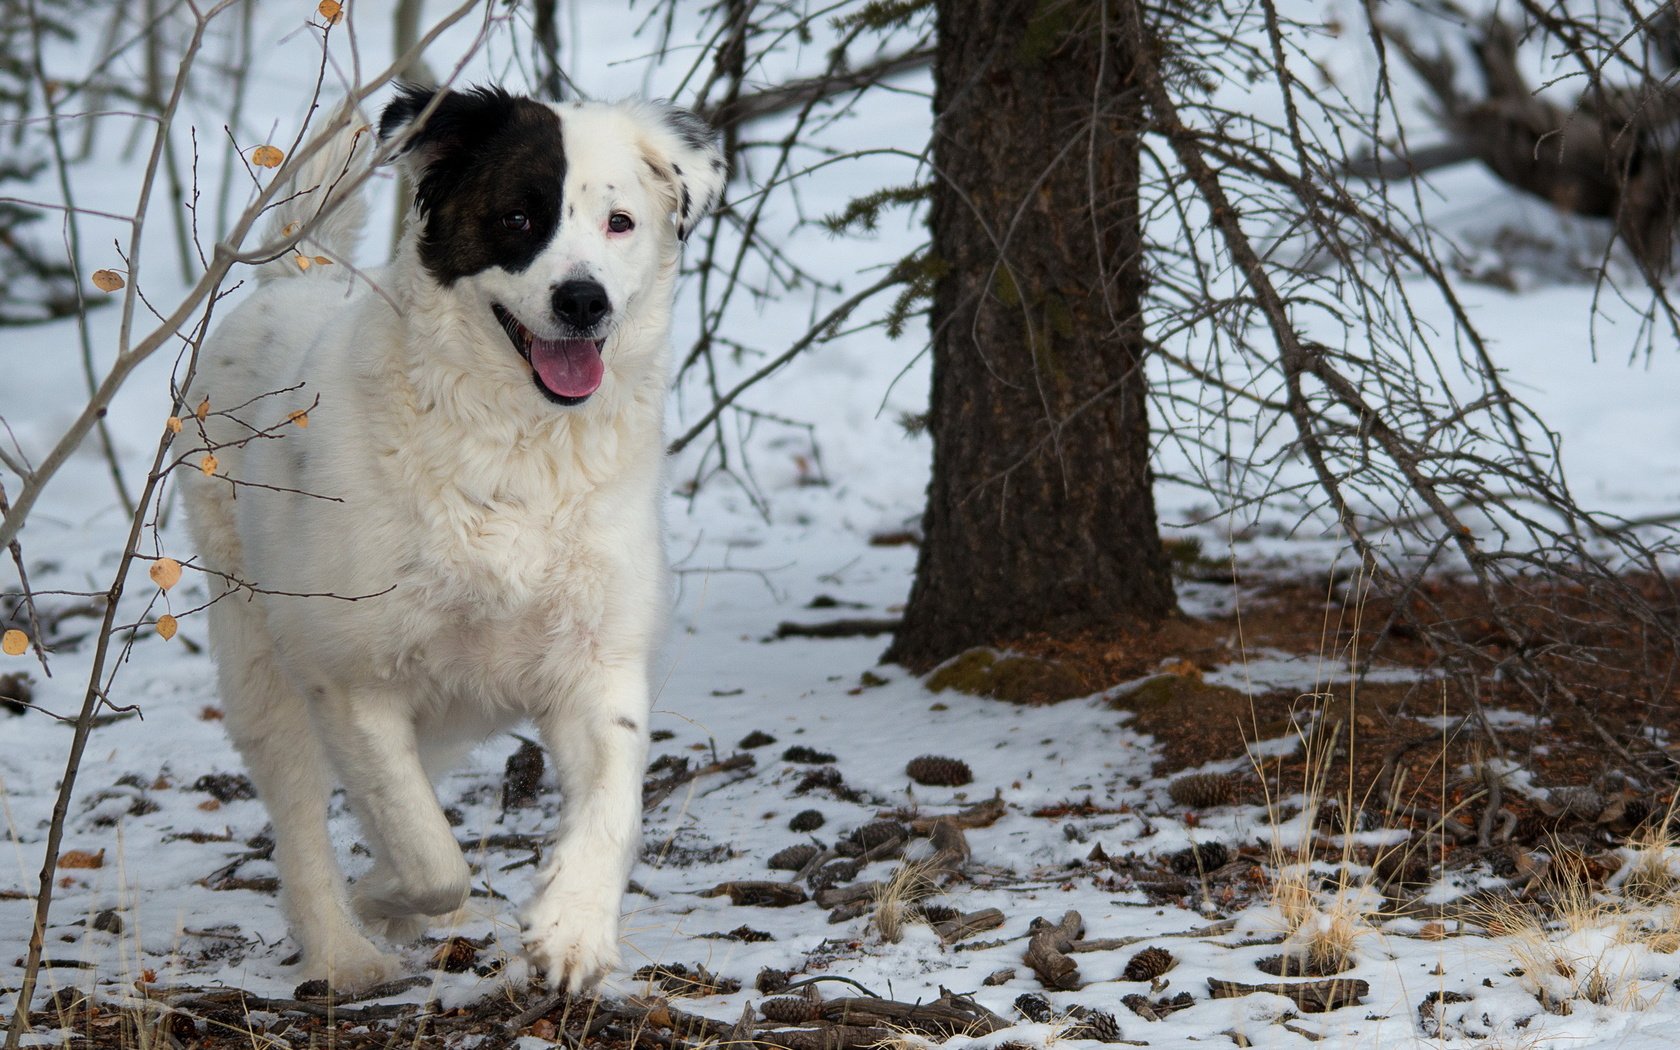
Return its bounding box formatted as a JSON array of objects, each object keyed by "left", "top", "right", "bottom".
[
  {"left": 521, "top": 664, "right": 652, "bottom": 992},
  {"left": 210, "top": 602, "right": 396, "bottom": 989},
  {"left": 310, "top": 685, "right": 473, "bottom": 931}
]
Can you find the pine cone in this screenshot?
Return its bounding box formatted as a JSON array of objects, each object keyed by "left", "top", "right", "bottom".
[
  {"left": 756, "top": 967, "right": 792, "bottom": 994},
  {"left": 906, "top": 755, "right": 973, "bottom": 787},
  {"left": 1068, "top": 1007, "right": 1121, "bottom": 1042},
  {"left": 1122, "top": 946, "right": 1176, "bottom": 982},
  {"left": 1014, "top": 993, "right": 1055, "bottom": 1023},
  {"left": 808, "top": 859, "right": 862, "bottom": 890},
  {"left": 794, "top": 767, "right": 857, "bottom": 800},
  {"left": 430, "top": 936, "right": 481, "bottom": 973},
  {"left": 848, "top": 819, "right": 908, "bottom": 851},
  {"left": 1166, "top": 772, "right": 1235, "bottom": 808},
  {"left": 0, "top": 672, "right": 32, "bottom": 717},
  {"left": 768, "top": 844, "right": 821, "bottom": 871},
  {"left": 782, "top": 745, "right": 837, "bottom": 764},
  {"left": 501, "top": 739, "right": 545, "bottom": 811},
  {"left": 916, "top": 903, "right": 961, "bottom": 924},
  {"left": 633, "top": 962, "right": 688, "bottom": 981},
  {"left": 1544, "top": 785, "right": 1605, "bottom": 821},
  {"left": 1168, "top": 842, "right": 1229, "bottom": 876},
  {"left": 760, "top": 996, "right": 820, "bottom": 1024},
  {"left": 788, "top": 809, "right": 826, "bottom": 832}
]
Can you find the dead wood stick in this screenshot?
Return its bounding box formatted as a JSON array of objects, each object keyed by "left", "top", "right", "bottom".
[
  {"left": 815, "top": 994, "right": 1009, "bottom": 1036},
  {"left": 507, "top": 992, "right": 567, "bottom": 1031},
  {"left": 699, "top": 880, "right": 809, "bottom": 907},
  {"left": 1024, "top": 910, "right": 1084, "bottom": 990},
  {"left": 773, "top": 618, "right": 901, "bottom": 640},
  {"left": 728, "top": 1002, "right": 756, "bottom": 1047},
  {"left": 644, "top": 752, "right": 755, "bottom": 811},
  {"left": 934, "top": 907, "right": 1005, "bottom": 944},
  {"left": 1069, "top": 918, "right": 1239, "bottom": 953},
  {"left": 907, "top": 794, "right": 1007, "bottom": 834},
  {"left": 927, "top": 818, "right": 971, "bottom": 871},
  {"left": 791, "top": 845, "right": 840, "bottom": 884},
  {"left": 173, "top": 989, "right": 424, "bottom": 1023},
  {"left": 1205, "top": 977, "right": 1370, "bottom": 1013},
  {"left": 815, "top": 882, "right": 881, "bottom": 909},
  {"left": 752, "top": 1025, "right": 898, "bottom": 1050}
]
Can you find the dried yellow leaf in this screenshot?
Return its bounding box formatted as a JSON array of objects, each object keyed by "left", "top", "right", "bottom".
[
  {"left": 156, "top": 615, "right": 178, "bottom": 641},
  {"left": 288, "top": 409, "right": 310, "bottom": 429},
  {"left": 294, "top": 254, "right": 312, "bottom": 271},
  {"left": 59, "top": 848, "right": 105, "bottom": 870},
  {"left": 318, "top": 0, "right": 344, "bottom": 24},
  {"left": 195, "top": 396, "right": 211, "bottom": 421},
  {"left": 199, "top": 454, "right": 218, "bottom": 476},
  {"left": 1, "top": 629, "right": 27, "bottom": 656},
  {"left": 166, "top": 416, "right": 183, "bottom": 434},
  {"left": 149, "top": 557, "right": 183, "bottom": 590},
  {"left": 91, "top": 269, "right": 125, "bottom": 292},
  {"left": 251, "top": 144, "right": 284, "bottom": 168},
  {"left": 282, "top": 221, "right": 301, "bottom": 237},
  {"left": 312, "top": 255, "right": 333, "bottom": 266}
]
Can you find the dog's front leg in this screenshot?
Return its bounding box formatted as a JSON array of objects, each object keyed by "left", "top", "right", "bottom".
[
  {"left": 311, "top": 685, "right": 472, "bottom": 931},
  {"left": 522, "top": 664, "right": 651, "bottom": 993}
]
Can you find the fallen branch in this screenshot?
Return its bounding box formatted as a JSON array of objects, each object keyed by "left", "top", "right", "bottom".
[
  {"left": 812, "top": 991, "right": 1009, "bottom": 1037},
  {"left": 1205, "top": 977, "right": 1369, "bottom": 1013},
  {"left": 1023, "top": 910, "right": 1084, "bottom": 990},
  {"left": 934, "top": 907, "right": 1005, "bottom": 944},
  {"left": 699, "top": 880, "right": 810, "bottom": 907},
  {"left": 644, "top": 752, "right": 755, "bottom": 811},
  {"left": 773, "top": 618, "right": 902, "bottom": 640},
  {"left": 907, "top": 794, "right": 1008, "bottom": 834}
]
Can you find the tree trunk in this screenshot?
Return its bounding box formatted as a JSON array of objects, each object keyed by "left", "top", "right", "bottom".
[{"left": 886, "top": 0, "right": 1174, "bottom": 670}]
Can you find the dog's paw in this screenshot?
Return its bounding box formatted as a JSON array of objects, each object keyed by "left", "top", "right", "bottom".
[
  {"left": 298, "top": 935, "right": 400, "bottom": 992},
  {"left": 521, "top": 894, "right": 621, "bottom": 994},
  {"left": 361, "top": 911, "right": 430, "bottom": 946},
  {"left": 353, "top": 857, "right": 470, "bottom": 925}
]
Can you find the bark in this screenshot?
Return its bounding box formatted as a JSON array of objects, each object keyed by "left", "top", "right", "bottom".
[{"left": 888, "top": 0, "right": 1174, "bottom": 670}]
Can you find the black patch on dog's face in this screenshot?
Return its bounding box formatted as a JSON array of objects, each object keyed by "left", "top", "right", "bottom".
[{"left": 380, "top": 85, "right": 565, "bottom": 286}]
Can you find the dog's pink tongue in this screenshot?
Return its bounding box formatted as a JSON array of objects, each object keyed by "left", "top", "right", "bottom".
[{"left": 529, "top": 337, "right": 604, "bottom": 399}]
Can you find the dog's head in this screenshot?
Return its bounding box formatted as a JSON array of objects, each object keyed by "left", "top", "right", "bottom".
[{"left": 379, "top": 85, "right": 725, "bottom": 406}]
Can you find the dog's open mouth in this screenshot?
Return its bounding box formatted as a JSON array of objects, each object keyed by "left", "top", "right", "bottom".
[{"left": 492, "top": 304, "right": 606, "bottom": 404}]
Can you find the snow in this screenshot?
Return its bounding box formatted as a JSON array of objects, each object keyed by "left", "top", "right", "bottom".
[{"left": 6, "top": 0, "right": 1680, "bottom": 1047}]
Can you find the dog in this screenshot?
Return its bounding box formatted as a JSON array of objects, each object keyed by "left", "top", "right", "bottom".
[{"left": 181, "top": 85, "right": 725, "bottom": 991}]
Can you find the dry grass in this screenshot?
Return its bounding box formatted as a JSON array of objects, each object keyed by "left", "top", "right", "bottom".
[
  {"left": 1467, "top": 835, "right": 1680, "bottom": 1014},
  {"left": 870, "top": 859, "right": 941, "bottom": 944}
]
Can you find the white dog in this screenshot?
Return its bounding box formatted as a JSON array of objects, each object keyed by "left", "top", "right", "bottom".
[{"left": 181, "top": 85, "right": 724, "bottom": 991}]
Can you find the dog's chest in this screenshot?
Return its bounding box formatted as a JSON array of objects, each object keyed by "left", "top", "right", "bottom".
[{"left": 381, "top": 444, "right": 656, "bottom": 686}]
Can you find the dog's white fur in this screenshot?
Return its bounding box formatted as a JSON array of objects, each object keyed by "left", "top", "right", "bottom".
[{"left": 182, "top": 97, "right": 724, "bottom": 990}]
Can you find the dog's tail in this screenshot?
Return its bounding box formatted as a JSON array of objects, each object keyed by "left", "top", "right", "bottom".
[{"left": 254, "top": 102, "right": 374, "bottom": 283}]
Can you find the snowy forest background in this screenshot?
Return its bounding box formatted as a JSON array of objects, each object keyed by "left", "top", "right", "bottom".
[{"left": 7, "top": 0, "right": 1680, "bottom": 1046}]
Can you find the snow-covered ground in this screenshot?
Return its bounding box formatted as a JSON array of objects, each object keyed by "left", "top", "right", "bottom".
[{"left": 7, "top": 1, "right": 1680, "bottom": 1047}]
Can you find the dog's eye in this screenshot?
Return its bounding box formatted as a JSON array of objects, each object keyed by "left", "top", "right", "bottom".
[
  {"left": 607, "top": 212, "right": 634, "bottom": 234},
  {"left": 502, "top": 211, "right": 531, "bottom": 232}
]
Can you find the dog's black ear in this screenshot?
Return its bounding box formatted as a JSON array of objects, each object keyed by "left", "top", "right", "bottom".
[
  {"left": 378, "top": 84, "right": 527, "bottom": 207},
  {"left": 633, "top": 102, "right": 726, "bottom": 242},
  {"left": 377, "top": 82, "right": 438, "bottom": 149}
]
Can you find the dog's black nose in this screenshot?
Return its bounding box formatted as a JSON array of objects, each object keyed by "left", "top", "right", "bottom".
[{"left": 553, "top": 279, "right": 610, "bottom": 330}]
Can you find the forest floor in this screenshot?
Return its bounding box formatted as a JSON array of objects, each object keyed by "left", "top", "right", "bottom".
[{"left": 9, "top": 548, "right": 1680, "bottom": 1050}]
